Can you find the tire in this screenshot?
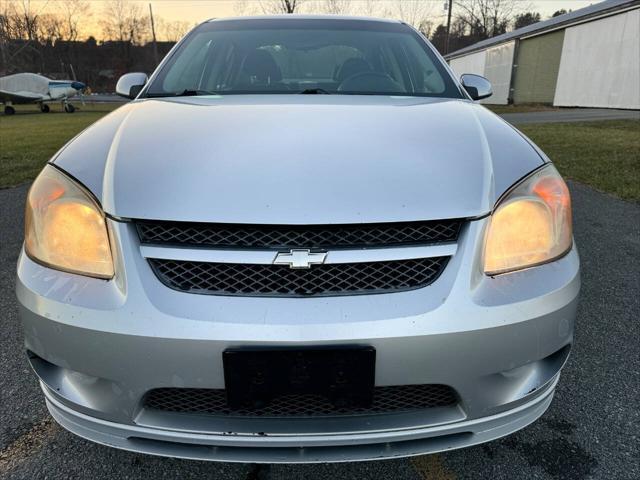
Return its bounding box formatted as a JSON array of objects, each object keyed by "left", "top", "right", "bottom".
[
  {"left": 40, "top": 104, "right": 50, "bottom": 113},
  {"left": 64, "top": 103, "right": 75, "bottom": 113},
  {"left": 4, "top": 105, "right": 15, "bottom": 115}
]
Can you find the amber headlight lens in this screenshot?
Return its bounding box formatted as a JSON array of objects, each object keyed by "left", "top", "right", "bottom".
[
  {"left": 484, "top": 164, "right": 572, "bottom": 275},
  {"left": 25, "top": 166, "right": 114, "bottom": 279}
]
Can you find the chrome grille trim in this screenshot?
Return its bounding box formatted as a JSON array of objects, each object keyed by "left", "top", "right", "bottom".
[{"left": 140, "top": 243, "right": 457, "bottom": 264}]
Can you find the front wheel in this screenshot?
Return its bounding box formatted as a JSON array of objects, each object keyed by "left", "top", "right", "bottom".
[
  {"left": 64, "top": 103, "right": 75, "bottom": 113},
  {"left": 4, "top": 105, "right": 16, "bottom": 115},
  {"left": 40, "top": 104, "right": 50, "bottom": 113}
]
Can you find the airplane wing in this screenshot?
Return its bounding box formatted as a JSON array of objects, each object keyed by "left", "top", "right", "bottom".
[{"left": 0, "top": 89, "right": 44, "bottom": 103}]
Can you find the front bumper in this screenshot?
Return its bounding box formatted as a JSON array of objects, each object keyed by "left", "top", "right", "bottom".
[
  {"left": 17, "top": 218, "right": 579, "bottom": 462},
  {"left": 43, "top": 375, "right": 558, "bottom": 463}
]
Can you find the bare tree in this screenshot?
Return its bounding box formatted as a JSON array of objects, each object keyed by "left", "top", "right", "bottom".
[
  {"left": 7, "top": 0, "right": 41, "bottom": 41},
  {"left": 100, "top": 0, "right": 149, "bottom": 45},
  {"left": 36, "top": 13, "right": 63, "bottom": 44},
  {"left": 391, "top": 1, "right": 435, "bottom": 29},
  {"left": 56, "top": 0, "right": 91, "bottom": 42},
  {"left": 156, "top": 18, "right": 191, "bottom": 42},
  {"left": 417, "top": 19, "right": 434, "bottom": 38},
  {"left": 258, "top": 0, "right": 306, "bottom": 14},
  {"left": 454, "top": 0, "right": 527, "bottom": 38},
  {"left": 239, "top": 0, "right": 353, "bottom": 16},
  {"left": 0, "top": 1, "right": 80, "bottom": 45},
  {"left": 0, "top": 0, "right": 53, "bottom": 72},
  {"left": 357, "top": 0, "right": 381, "bottom": 17},
  {"left": 321, "top": 0, "right": 350, "bottom": 14},
  {"left": 0, "top": 7, "right": 9, "bottom": 70},
  {"left": 0, "top": 1, "right": 20, "bottom": 49},
  {"left": 302, "top": 0, "right": 352, "bottom": 15}
]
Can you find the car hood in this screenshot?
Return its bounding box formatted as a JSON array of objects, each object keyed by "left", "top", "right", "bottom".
[{"left": 53, "top": 96, "right": 544, "bottom": 224}]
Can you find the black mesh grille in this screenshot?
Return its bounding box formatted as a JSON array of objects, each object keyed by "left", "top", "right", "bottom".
[
  {"left": 149, "top": 257, "right": 448, "bottom": 297},
  {"left": 144, "top": 385, "right": 457, "bottom": 417},
  {"left": 137, "top": 220, "right": 461, "bottom": 250}
]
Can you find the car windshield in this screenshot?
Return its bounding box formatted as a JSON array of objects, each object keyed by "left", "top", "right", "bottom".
[{"left": 145, "top": 19, "right": 463, "bottom": 98}]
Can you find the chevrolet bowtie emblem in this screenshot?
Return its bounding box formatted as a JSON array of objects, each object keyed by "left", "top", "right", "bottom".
[{"left": 273, "top": 249, "right": 328, "bottom": 269}]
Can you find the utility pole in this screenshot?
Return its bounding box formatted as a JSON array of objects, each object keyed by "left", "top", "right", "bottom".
[
  {"left": 445, "top": 0, "right": 453, "bottom": 55},
  {"left": 149, "top": 3, "right": 159, "bottom": 66}
]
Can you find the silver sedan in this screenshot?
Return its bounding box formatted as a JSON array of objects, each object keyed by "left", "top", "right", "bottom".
[{"left": 17, "top": 15, "right": 579, "bottom": 463}]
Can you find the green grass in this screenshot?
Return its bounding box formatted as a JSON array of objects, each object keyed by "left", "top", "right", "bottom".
[
  {"left": 0, "top": 103, "right": 120, "bottom": 187},
  {"left": 519, "top": 120, "right": 640, "bottom": 201},
  {"left": 1, "top": 104, "right": 639, "bottom": 201}
]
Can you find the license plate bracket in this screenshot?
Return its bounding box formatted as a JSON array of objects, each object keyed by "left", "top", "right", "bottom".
[{"left": 223, "top": 347, "right": 376, "bottom": 410}]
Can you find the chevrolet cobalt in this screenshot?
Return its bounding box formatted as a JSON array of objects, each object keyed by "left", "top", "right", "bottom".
[{"left": 17, "top": 16, "right": 579, "bottom": 463}]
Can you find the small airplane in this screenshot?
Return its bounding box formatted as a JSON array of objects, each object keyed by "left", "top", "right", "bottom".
[{"left": 0, "top": 72, "right": 86, "bottom": 115}]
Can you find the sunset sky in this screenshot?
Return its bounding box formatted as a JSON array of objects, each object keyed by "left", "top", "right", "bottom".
[
  {"left": 137, "top": 0, "right": 603, "bottom": 23},
  {"left": 23, "top": 0, "right": 605, "bottom": 40}
]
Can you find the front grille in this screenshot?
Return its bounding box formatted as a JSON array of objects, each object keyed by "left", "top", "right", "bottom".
[
  {"left": 137, "top": 219, "right": 461, "bottom": 249},
  {"left": 149, "top": 257, "right": 448, "bottom": 297},
  {"left": 144, "top": 384, "right": 457, "bottom": 417}
]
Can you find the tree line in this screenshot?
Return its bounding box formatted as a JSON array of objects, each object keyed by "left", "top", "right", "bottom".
[
  {"left": 0, "top": 0, "right": 571, "bottom": 92},
  {"left": 0, "top": 0, "right": 191, "bottom": 90},
  {"left": 243, "top": 1, "right": 571, "bottom": 54}
]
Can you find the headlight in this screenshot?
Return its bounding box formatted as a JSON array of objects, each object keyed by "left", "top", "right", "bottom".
[
  {"left": 484, "top": 164, "right": 572, "bottom": 275},
  {"left": 25, "top": 165, "right": 114, "bottom": 279}
]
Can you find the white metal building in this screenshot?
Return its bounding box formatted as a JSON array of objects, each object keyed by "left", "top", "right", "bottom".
[{"left": 445, "top": 0, "right": 640, "bottom": 109}]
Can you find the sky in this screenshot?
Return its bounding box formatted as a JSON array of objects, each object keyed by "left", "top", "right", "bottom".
[
  {"left": 22, "top": 0, "right": 606, "bottom": 40},
  {"left": 138, "top": 0, "right": 604, "bottom": 23}
]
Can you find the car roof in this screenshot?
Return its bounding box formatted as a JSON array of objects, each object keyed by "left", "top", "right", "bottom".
[{"left": 206, "top": 14, "right": 401, "bottom": 24}]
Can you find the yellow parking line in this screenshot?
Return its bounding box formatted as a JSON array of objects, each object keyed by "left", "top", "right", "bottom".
[
  {"left": 0, "top": 417, "right": 57, "bottom": 474},
  {"left": 410, "top": 454, "right": 457, "bottom": 480}
]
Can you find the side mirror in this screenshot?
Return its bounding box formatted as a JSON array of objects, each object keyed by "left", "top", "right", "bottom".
[
  {"left": 116, "top": 72, "right": 148, "bottom": 99},
  {"left": 460, "top": 74, "right": 493, "bottom": 101}
]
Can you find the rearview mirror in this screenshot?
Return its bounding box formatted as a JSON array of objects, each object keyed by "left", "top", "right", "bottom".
[
  {"left": 460, "top": 74, "right": 493, "bottom": 101},
  {"left": 116, "top": 72, "right": 148, "bottom": 99}
]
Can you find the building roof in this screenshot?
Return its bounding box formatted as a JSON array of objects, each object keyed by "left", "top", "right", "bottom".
[{"left": 445, "top": 0, "right": 640, "bottom": 59}]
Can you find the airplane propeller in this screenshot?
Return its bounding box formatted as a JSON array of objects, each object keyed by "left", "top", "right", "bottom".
[
  {"left": 71, "top": 81, "right": 86, "bottom": 106},
  {"left": 69, "top": 65, "right": 86, "bottom": 106}
]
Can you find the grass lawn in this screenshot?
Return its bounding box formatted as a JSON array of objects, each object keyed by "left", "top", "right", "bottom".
[
  {"left": 0, "top": 103, "right": 121, "bottom": 187},
  {"left": 520, "top": 120, "right": 640, "bottom": 201},
  {"left": 1, "top": 103, "right": 638, "bottom": 201}
]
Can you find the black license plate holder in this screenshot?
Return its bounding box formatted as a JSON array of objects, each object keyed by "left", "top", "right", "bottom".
[{"left": 223, "top": 347, "right": 376, "bottom": 410}]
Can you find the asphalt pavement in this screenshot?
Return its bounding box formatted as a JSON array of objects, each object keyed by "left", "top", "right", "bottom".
[
  {"left": 0, "top": 181, "right": 638, "bottom": 480},
  {"left": 499, "top": 108, "right": 640, "bottom": 124},
  {"left": 85, "top": 94, "right": 128, "bottom": 103}
]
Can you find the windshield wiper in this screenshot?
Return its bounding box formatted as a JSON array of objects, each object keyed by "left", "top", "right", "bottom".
[
  {"left": 174, "top": 89, "right": 219, "bottom": 97},
  {"left": 299, "top": 88, "right": 331, "bottom": 94},
  {"left": 145, "top": 89, "right": 219, "bottom": 98}
]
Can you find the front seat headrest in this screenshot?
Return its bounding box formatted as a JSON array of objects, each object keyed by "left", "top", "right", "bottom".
[{"left": 241, "top": 49, "right": 282, "bottom": 84}]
